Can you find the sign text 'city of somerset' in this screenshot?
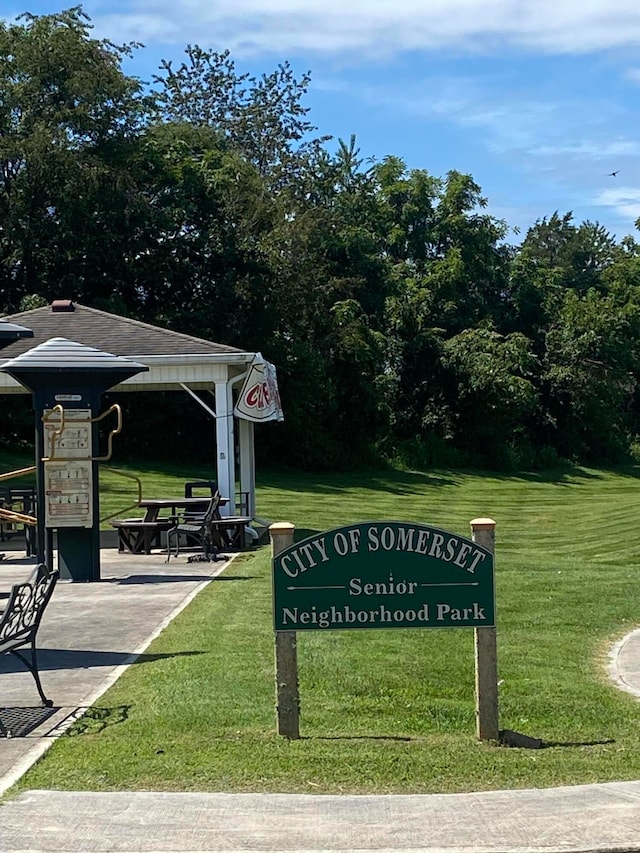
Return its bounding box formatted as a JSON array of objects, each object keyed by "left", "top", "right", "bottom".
[{"left": 272, "top": 522, "right": 495, "bottom": 631}]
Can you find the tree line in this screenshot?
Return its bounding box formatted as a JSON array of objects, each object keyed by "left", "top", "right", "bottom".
[{"left": 2, "top": 7, "right": 640, "bottom": 471}]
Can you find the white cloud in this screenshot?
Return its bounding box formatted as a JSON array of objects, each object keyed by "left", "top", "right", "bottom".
[
  {"left": 594, "top": 186, "right": 640, "bottom": 220},
  {"left": 90, "top": 0, "right": 640, "bottom": 57},
  {"left": 529, "top": 140, "right": 640, "bottom": 159},
  {"left": 348, "top": 70, "right": 640, "bottom": 180},
  {"left": 345, "top": 71, "right": 640, "bottom": 233},
  {"left": 350, "top": 76, "right": 599, "bottom": 161},
  {"left": 338, "top": 75, "right": 561, "bottom": 155}
]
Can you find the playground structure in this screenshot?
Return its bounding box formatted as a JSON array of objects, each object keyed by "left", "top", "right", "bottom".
[{"left": 0, "top": 337, "right": 148, "bottom": 581}]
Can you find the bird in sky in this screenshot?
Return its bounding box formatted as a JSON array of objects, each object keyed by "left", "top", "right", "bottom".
[{"left": 608, "top": 170, "right": 620, "bottom": 177}]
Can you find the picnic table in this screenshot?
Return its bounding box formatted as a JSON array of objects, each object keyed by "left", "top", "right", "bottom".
[
  {"left": 110, "top": 497, "right": 229, "bottom": 555},
  {"left": 138, "top": 497, "right": 220, "bottom": 522}
]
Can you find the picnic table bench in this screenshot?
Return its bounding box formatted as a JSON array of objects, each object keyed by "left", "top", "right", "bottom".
[
  {"left": 208, "top": 514, "right": 253, "bottom": 549},
  {"left": 110, "top": 518, "right": 175, "bottom": 554},
  {"left": 0, "top": 563, "right": 58, "bottom": 737}
]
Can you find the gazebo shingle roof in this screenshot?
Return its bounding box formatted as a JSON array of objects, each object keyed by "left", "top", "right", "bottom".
[{"left": 0, "top": 303, "right": 245, "bottom": 360}]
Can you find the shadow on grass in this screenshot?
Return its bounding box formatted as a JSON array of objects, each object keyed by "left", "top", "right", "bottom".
[
  {"left": 260, "top": 463, "right": 640, "bottom": 496},
  {"left": 259, "top": 462, "right": 640, "bottom": 498},
  {"left": 212, "top": 574, "right": 258, "bottom": 581},
  {"left": 304, "top": 734, "right": 413, "bottom": 742},
  {"left": 543, "top": 738, "right": 616, "bottom": 749},
  {"left": 64, "top": 704, "right": 131, "bottom": 736},
  {"left": 260, "top": 469, "right": 461, "bottom": 498},
  {"left": 0, "top": 648, "right": 205, "bottom": 673},
  {"left": 500, "top": 729, "right": 617, "bottom": 749}
]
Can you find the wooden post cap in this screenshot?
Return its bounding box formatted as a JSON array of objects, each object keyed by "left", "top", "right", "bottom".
[
  {"left": 269, "top": 522, "right": 296, "bottom": 534},
  {"left": 470, "top": 518, "right": 496, "bottom": 530},
  {"left": 269, "top": 522, "right": 295, "bottom": 557}
]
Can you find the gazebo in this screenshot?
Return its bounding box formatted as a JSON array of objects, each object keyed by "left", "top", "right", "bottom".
[{"left": 0, "top": 300, "right": 280, "bottom": 519}]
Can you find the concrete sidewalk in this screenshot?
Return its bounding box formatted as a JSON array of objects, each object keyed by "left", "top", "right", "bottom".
[
  {"left": 2, "top": 782, "right": 640, "bottom": 852},
  {"left": 0, "top": 543, "right": 639, "bottom": 852}
]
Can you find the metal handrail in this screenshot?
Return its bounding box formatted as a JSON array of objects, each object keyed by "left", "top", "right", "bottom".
[
  {"left": 0, "top": 506, "right": 37, "bottom": 527},
  {"left": 41, "top": 403, "right": 123, "bottom": 462},
  {"left": 99, "top": 466, "right": 143, "bottom": 523},
  {"left": 91, "top": 404, "right": 123, "bottom": 462},
  {"left": 0, "top": 467, "right": 37, "bottom": 527},
  {"left": 0, "top": 466, "right": 36, "bottom": 483},
  {"left": 41, "top": 404, "right": 66, "bottom": 460}
]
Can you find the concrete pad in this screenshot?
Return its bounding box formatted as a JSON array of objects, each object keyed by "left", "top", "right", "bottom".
[{"left": 0, "top": 544, "right": 232, "bottom": 792}]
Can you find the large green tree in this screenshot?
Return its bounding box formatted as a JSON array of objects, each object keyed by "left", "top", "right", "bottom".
[
  {"left": 4, "top": 9, "right": 640, "bottom": 470},
  {"left": 380, "top": 162, "right": 514, "bottom": 463},
  {"left": 0, "top": 7, "right": 150, "bottom": 312},
  {"left": 152, "top": 46, "right": 329, "bottom": 190},
  {"left": 258, "top": 138, "right": 390, "bottom": 467},
  {"left": 541, "top": 288, "right": 640, "bottom": 461}
]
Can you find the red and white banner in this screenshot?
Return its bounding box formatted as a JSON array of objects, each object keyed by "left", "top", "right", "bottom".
[{"left": 234, "top": 354, "right": 284, "bottom": 423}]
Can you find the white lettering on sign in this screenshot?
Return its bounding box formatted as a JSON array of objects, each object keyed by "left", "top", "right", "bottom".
[
  {"left": 278, "top": 526, "right": 488, "bottom": 577},
  {"left": 436, "top": 603, "right": 486, "bottom": 621},
  {"left": 281, "top": 603, "right": 433, "bottom": 629},
  {"left": 280, "top": 601, "right": 489, "bottom": 629},
  {"left": 279, "top": 537, "right": 330, "bottom": 578},
  {"left": 349, "top": 575, "right": 418, "bottom": 596},
  {"left": 365, "top": 525, "right": 486, "bottom": 573}
]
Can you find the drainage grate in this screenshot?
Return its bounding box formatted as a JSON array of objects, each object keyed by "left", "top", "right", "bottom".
[{"left": 0, "top": 706, "right": 60, "bottom": 737}]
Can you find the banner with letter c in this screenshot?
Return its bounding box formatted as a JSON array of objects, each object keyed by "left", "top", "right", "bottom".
[{"left": 234, "top": 353, "right": 284, "bottom": 423}]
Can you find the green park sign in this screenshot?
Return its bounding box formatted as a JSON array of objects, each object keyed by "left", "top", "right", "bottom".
[{"left": 272, "top": 521, "right": 495, "bottom": 632}]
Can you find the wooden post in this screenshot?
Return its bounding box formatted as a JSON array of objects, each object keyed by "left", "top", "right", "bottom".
[
  {"left": 269, "top": 522, "right": 300, "bottom": 739},
  {"left": 470, "top": 517, "right": 499, "bottom": 742}
]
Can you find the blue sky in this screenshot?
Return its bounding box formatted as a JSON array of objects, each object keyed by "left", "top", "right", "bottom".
[{"left": 3, "top": 0, "right": 640, "bottom": 242}]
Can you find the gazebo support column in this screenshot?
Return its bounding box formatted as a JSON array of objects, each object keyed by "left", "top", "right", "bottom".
[
  {"left": 215, "top": 379, "right": 235, "bottom": 512},
  {"left": 237, "top": 418, "right": 255, "bottom": 517}
]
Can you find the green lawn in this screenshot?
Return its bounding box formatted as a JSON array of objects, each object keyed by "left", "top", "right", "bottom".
[{"left": 7, "top": 460, "right": 640, "bottom": 794}]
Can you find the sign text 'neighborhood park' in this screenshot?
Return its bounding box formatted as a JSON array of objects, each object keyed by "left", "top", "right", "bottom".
[{"left": 272, "top": 522, "right": 495, "bottom": 631}]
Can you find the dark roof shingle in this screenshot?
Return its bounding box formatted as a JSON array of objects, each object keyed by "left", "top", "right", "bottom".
[{"left": 0, "top": 304, "right": 246, "bottom": 360}]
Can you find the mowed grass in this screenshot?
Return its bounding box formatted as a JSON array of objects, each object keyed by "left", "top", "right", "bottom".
[{"left": 8, "top": 462, "right": 640, "bottom": 794}]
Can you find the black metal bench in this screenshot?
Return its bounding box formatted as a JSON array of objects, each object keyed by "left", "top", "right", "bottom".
[
  {"left": 166, "top": 493, "right": 223, "bottom": 562},
  {"left": 165, "top": 494, "right": 252, "bottom": 560},
  {"left": 0, "top": 563, "right": 58, "bottom": 737}
]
